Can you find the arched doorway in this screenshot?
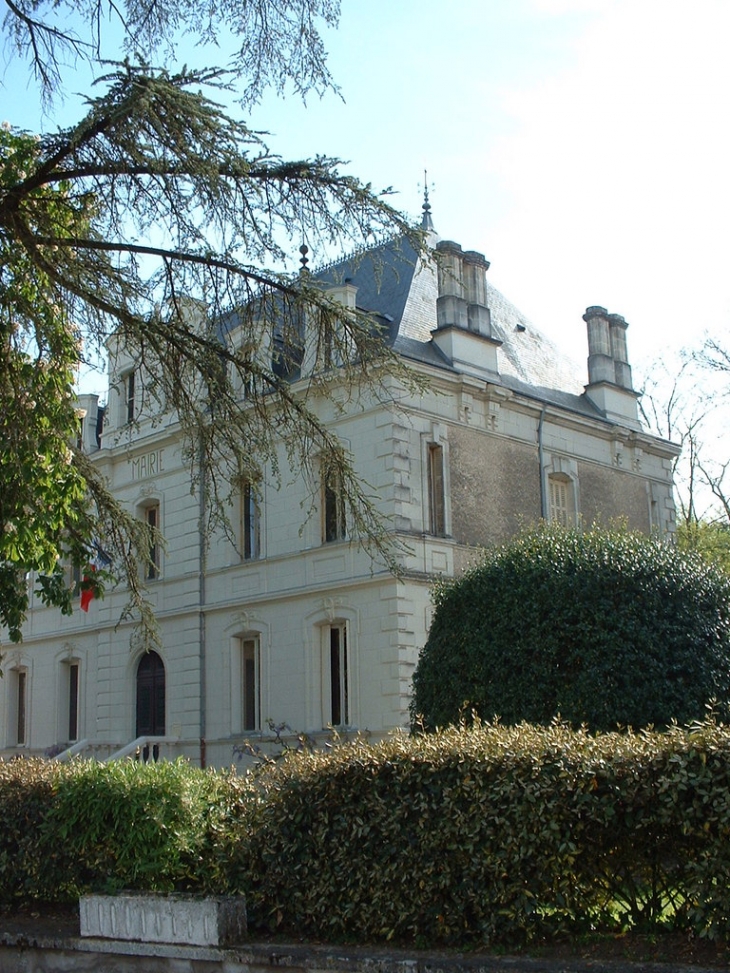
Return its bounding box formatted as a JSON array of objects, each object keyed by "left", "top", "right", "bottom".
[{"left": 136, "top": 651, "right": 165, "bottom": 736}]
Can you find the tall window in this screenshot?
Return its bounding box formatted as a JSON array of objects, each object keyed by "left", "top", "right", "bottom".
[
  {"left": 241, "top": 637, "right": 261, "bottom": 732},
  {"left": 15, "top": 670, "right": 27, "bottom": 746},
  {"left": 136, "top": 651, "right": 165, "bottom": 737},
  {"left": 68, "top": 662, "right": 79, "bottom": 742},
  {"left": 323, "top": 464, "right": 346, "bottom": 543},
  {"left": 240, "top": 483, "right": 260, "bottom": 560},
  {"left": 145, "top": 504, "right": 160, "bottom": 580},
  {"left": 324, "top": 624, "right": 349, "bottom": 727},
  {"left": 125, "top": 369, "right": 136, "bottom": 424},
  {"left": 427, "top": 443, "right": 446, "bottom": 536},
  {"left": 549, "top": 475, "right": 574, "bottom": 527}
]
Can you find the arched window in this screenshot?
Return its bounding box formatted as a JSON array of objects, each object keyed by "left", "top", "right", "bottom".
[
  {"left": 145, "top": 504, "right": 160, "bottom": 579},
  {"left": 232, "top": 635, "right": 261, "bottom": 732},
  {"left": 544, "top": 455, "right": 579, "bottom": 528},
  {"left": 136, "top": 651, "right": 165, "bottom": 736},
  {"left": 63, "top": 659, "right": 80, "bottom": 743},
  {"left": 427, "top": 443, "right": 446, "bottom": 536}
]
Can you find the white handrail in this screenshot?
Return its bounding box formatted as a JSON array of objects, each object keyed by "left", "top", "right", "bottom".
[{"left": 53, "top": 738, "right": 90, "bottom": 762}]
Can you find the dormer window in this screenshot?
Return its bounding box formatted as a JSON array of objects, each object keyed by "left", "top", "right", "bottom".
[{"left": 321, "top": 315, "right": 335, "bottom": 370}]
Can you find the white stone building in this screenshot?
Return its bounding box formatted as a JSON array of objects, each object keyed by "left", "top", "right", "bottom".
[{"left": 0, "top": 208, "right": 679, "bottom": 766}]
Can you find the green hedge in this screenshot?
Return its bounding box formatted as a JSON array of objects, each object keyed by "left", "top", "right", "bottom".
[
  {"left": 4, "top": 723, "right": 730, "bottom": 946},
  {"left": 0, "top": 757, "right": 243, "bottom": 902},
  {"left": 233, "top": 721, "right": 730, "bottom": 944},
  {"left": 411, "top": 525, "right": 730, "bottom": 732}
]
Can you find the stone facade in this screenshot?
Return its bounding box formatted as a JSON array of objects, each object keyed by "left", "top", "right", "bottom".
[{"left": 0, "top": 215, "right": 679, "bottom": 767}]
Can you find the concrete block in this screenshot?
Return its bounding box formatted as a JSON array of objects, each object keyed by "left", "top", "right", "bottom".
[{"left": 79, "top": 893, "right": 247, "bottom": 946}]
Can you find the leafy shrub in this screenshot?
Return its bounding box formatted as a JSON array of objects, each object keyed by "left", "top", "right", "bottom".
[
  {"left": 5, "top": 723, "right": 730, "bottom": 944},
  {"left": 0, "top": 758, "right": 237, "bottom": 903},
  {"left": 232, "top": 720, "right": 730, "bottom": 945},
  {"left": 411, "top": 524, "right": 730, "bottom": 732},
  {"left": 0, "top": 758, "right": 59, "bottom": 901}
]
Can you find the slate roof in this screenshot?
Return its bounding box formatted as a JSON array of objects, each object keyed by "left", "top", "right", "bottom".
[
  {"left": 315, "top": 236, "right": 422, "bottom": 347},
  {"left": 313, "top": 231, "right": 604, "bottom": 419}
]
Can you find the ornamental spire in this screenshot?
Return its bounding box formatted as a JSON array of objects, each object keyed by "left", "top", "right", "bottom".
[{"left": 421, "top": 169, "right": 435, "bottom": 232}]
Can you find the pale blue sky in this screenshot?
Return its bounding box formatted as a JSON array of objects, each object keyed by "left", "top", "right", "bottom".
[
  {"left": 3, "top": 0, "right": 729, "bottom": 375},
  {"left": 247, "top": 0, "right": 728, "bottom": 372}
]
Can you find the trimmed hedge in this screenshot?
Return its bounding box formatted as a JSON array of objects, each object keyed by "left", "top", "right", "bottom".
[
  {"left": 233, "top": 721, "right": 730, "bottom": 944},
  {"left": 0, "top": 757, "right": 242, "bottom": 902},
  {"left": 5, "top": 722, "right": 730, "bottom": 945},
  {"left": 0, "top": 758, "right": 58, "bottom": 902},
  {"left": 411, "top": 525, "right": 730, "bottom": 732}
]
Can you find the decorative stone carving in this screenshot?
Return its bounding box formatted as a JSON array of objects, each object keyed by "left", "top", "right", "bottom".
[
  {"left": 322, "top": 596, "right": 343, "bottom": 622},
  {"left": 80, "top": 893, "right": 247, "bottom": 947}
]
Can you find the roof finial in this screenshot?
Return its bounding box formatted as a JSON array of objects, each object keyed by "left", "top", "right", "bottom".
[
  {"left": 298, "top": 197, "right": 310, "bottom": 275},
  {"left": 420, "top": 169, "right": 435, "bottom": 232}
]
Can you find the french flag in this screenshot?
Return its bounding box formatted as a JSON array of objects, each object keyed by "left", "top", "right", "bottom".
[{"left": 80, "top": 546, "right": 111, "bottom": 612}]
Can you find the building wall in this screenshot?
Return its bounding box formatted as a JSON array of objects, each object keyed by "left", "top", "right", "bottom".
[
  {"left": 0, "top": 356, "right": 678, "bottom": 765},
  {"left": 450, "top": 427, "right": 541, "bottom": 547}
]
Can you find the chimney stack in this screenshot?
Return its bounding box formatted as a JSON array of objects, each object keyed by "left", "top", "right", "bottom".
[
  {"left": 435, "top": 241, "right": 468, "bottom": 330},
  {"left": 608, "top": 313, "right": 632, "bottom": 390},
  {"left": 584, "top": 306, "right": 615, "bottom": 385},
  {"left": 431, "top": 240, "right": 501, "bottom": 380},
  {"left": 583, "top": 306, "right": 639, "bottom": 427},
  {"left": 463, "top": 250, "right": 491, "bottom": 335},
  {"left": 435, "top": 241, "right": 492, "bottom": 337}
]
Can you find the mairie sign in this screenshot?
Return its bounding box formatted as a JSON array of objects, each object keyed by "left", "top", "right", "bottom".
[{"left": 130, "top": 448, "right": 164, "bottom": 480}]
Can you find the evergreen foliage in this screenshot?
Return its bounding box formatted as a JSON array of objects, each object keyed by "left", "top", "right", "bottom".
[
  {"left": 411, "top": 525, "right": 730, "bottom": 732},
  {"left": 0, "top": 3, "right": 424, "bottom": 644},
  {"left": 3, "top": 0, "right": 341, "bottom": 107},
  {"left": 7, "top": 723, "right": 730, "bottom": 944},
  {"left": 0, "top": 757, "right": 238, "bottom": 901}
]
